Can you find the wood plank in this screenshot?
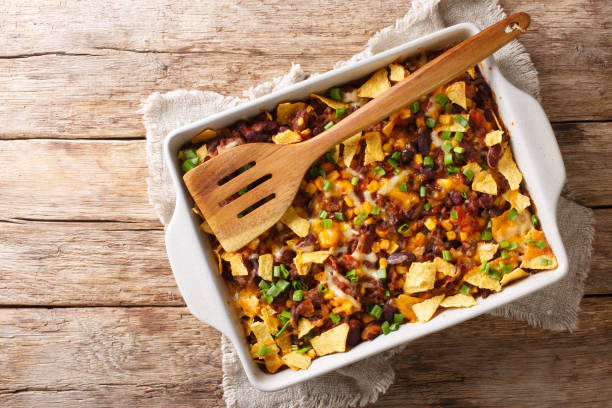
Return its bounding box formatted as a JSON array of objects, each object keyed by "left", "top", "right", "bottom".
[
  {"left": 1, "top": 123, "right": 609, "bottom": 224},
  {"left": 0, "top": 0, "right": 609, "bottom": 140},
  {"left": 0, "top": 298, "right": 610, "bottom": 407},
  {"left": 0, "top": 208, "right": 609, "bottom": 306}
]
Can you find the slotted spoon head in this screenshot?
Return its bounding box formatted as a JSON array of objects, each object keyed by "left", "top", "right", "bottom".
[{"left": 183, "top": 142, "right": 310, "bottom": 252}]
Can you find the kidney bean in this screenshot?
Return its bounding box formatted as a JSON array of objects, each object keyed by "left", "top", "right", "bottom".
[
  {"left": 487, "top": 144, "right": 501, "bottom": 168},
  {"left": 274, "top": 249, "right": 296, "bottom": 265},
  {"left": 382, "top": 300, "right": 399, "bottom": 323},
  {"left": 361, "top": 322, "right": 382, "bottom": 341},
  {"left": 387, "top": 252, "right": 416, "bottom": 265},
  {"left": 417, "top": 129, "right": 431, "bottom": 155},
  {"left": 401, "top": 144, "right": 415, "bottom": 164},
  {"left": 347, "top": 319, "right": 362, "bottom": 347},
  {"left": 478, "top": 193, "right": 494, "bottom": 209},
  {"left": 449, "top": 189, "right": 463, "bottom": 205}
]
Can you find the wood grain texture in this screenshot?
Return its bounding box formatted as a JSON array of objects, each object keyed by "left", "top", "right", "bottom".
[
  {"left": 0, "top": 298, "right": 610, "bottom": 407},
  {"left": 0, "top": 208, "right": 610, "bottom": 306},
  {"left": 0, "top": 0, "right": 609, "bottom": 139}
]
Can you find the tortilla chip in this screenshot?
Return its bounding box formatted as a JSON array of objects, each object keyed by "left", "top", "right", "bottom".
[
  {"left": 433, "top": 257, "right": 457, "bottom": 277},
  {"left": 492, "top": 208, "right": 532, "bottom": 243},
  {"left": 520, "top": 229, "right": 558, "bottom": 270},
  {"left": 301, "top": 250, "right": 331, "bottom": 264},
  {"left": 412, "top": 295, "right": 445, "bottom": 322},
  {"left": 222, "top": 253, "right": 249, "bottom": 276},
  {"left": 464, "top": 268, "right": 502, "bottom": 292},
  {"left": 436, "top": 114, "right": 469, "bottom": 132},
  {"left": 472, "top": 170, "right": 498, "bottom": 195},
  {"left": 500, "top": 268, "right": 529, "bottom": 286},
  {"left": 394, "top": 294, "right": 421, "bottom": 321},
  {"left": 293, "top": 252, "right": 312, "bottom": 276},
  {"left": 445, "top": 81, "right": 467, "bottom": 109},
  {"left": 498, "top": 148, "right": 523, "bottom": 190},
  {"left": 272, "top": 129, "right": 302, "bottom": 144},
  {"left": 191, "top": 128, "right": 217, "bottom": 143},
  {"left": 503, "top": 190, "right": 531, "bottom": 212},
  {"left": 213, "top": 248, "right": 224, "bottom": 274},
  {"left": 477, "top": 242, "right": 499, "bottom": 264},
  {"left": 237, "top": 290, "right": 260, "bottom": 317},
  {"left": 196, "top": 144, "right": 209, "bottom": 163},
  {"left": 342, "top": 132, "right": 362, "bottom": 167},
  {"left": 276, "top": 332, "right": 293, "bottom": 354},
  {"left": 440, "top": 293, "right": 477, "bottom": 308},
  {"left": 250, "top": 321, "right": 276, "bottom": 346},
  {"left": 297, "top": 318, "right": 316, "bottom": 338},
  {"left": 261, "top": 306, "right": 280, "bottom": 334},
  {"left": 388, "top": 63, "right": 408, "bottom": 82},
  {"left": 257, "top": 254, "right": 274, "bottom": 281},
  {"left": 309, "top": 93, "right": 349, "bottom": 110},
  {"left": 462, "top": 162, "right": 482, "bottom": 178},
  {"left": 276, "top": 102, "right": 306, "bottom": 125},
  {"left": 467, "top": 66, "right": 476, "bottom": 79},
  {"left": 280, "top": 206, "right": 310, "bottom": 237},
  {"left": 364, "top": 131, "right": 384, "bottom": 165},
  {"left": 282, "top": 351, "right": 312, "bottom": 370},
  {"left": 310, "top": 323, "right": 349, "bottom": 356},
  {"left": 264, "top": 353, "right": 284, "bottom": 373},
  {"left": 357, "top": 68, "right": 391, "bottom": 98},
  {"left": 403, "top": 261, "right": 436, "bottom": 294},
  {"left": 485, "top": 130, "right": 503, "bottom": 147}
]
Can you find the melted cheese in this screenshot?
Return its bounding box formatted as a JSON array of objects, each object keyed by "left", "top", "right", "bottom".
[{"left": 324, "top": 264, "right": 361, "bottom": 309}]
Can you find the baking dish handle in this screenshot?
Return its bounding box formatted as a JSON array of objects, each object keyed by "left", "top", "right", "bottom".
[{"left": 165, "top": 192, "right": 233, "bottom": 335}]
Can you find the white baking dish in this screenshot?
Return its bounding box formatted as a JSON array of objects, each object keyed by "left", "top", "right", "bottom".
[{"left": 163, "top": 22, "right": 568, "bottom": 391}]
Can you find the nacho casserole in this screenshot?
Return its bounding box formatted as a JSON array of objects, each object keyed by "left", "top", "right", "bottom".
[{"left": 179, "top": 51, "right": 557, "bottom": 373}]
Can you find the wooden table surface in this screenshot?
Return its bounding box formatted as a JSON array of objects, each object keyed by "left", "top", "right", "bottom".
[{"left": 1, "top": 1, "right": 610, "bottom": 406}]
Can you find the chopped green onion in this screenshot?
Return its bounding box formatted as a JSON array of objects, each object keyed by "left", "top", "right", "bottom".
[
  {"left": 410, "top": 101, "right": 420, "bottom": 113},
  {"left": 507, "top": 209, "right": 519, "bottom": 221},
  {"left": 508, "top": 241, "right": 519, "bottom": 251},
  {"left": 424, "top": 202, "right": 432, "bottom": 211},
  {"left": 273, "top": 265, "right": 281, "bottom": 278},
  {"left": 384, "top": 288, "right": 391, "bottom": 297},
  {"left": 443, "top": 141, "right": 453, "bottom": 153},
  {"left": 184, "top": 149, "right": 197, "bottom": 160},
  {"left": 453, "top": 146, "right": 465, "bottom": 154},
  {"left": 425, "top": 117, "right": 437, "bottom": 128},
  {"left": 291, "top": 344, "right": 298, "bottom": 351},
  {"left": 324, "top": 121, "right": 334, "bottom": 130},
  {"left": 323, "top": 180, "right": 332, "bottom": 192},
  {"left": 182, "top": 157, "right": 199, "bottom": 172},
  {"left": 319, "top": 210, "right": 328, "bottom": 219},
  {"left": 259, "top": 280, "right": 271, "bottom": 290},
  {"left": 371, "top": 206, "right": 381, "bottom": 215},
  {"left": 531, "top": 214, "right": 539, "bottom": 226},
  {"left": 381, "top": 321, "right": 391, "bottom": 335},
  {"left": 435, "top": 94, "right": 449, "bottom": 106},
  {"left": 500, "top": 262, "right": 513, "bottom": 275},
  {"left": 387, "top": 158, "right": 399, "bottom": 168},
  {"left": 394, "top": 168, "right": 401, "bottom": 175},
  {"left": 461, "top": 191, "right": 468, "bottom": 200},
  {"left": 419, "top": 186, "right": 427, "bottom": 197},
  {"left": 325, "top": 150, "right": 336, "bottom": 164},
  {"left": 500, "top": 241, "right": 509, "bottom": 248},
  {"left": 278, "top": 310, "right": 291, "bottom": 324},
  {"left": 329, "top": 312, "right": 341, "bottom": 324},
  {"left": 450, "top": 211, "right": 458, "bottom": 220},
  {"left": 262, "top": 294, "right": 274, "bottom": 304},
  {"left": 334, "top": 212, "right": 344, "bottom": 221},
  {"left": 275, "top": 320, "right": 291, "bottom": 338},
  {"left": 293, "top": 290, "right": 304, "bottom": 302},
  {"left": 399, "top": 182, "right": 408, "bottom": 192},
  {"left": 297, "top": 345, "right": 312, "bottom": 354},
  {"left": 335, "top": 107, "right": 346, "bottom": 118},
  {"left": 309, "top": 165, "right": 325, "bottom": 178},
  {"left": 481, "top": 230, "right": 493, "bottom": 241},
  {"left": 389, "top": 322, "right": 400, "bottom": 331},
  {"left": 501, "top": 250, "right": 509, "bottom": 259},
  {"left": 318, "top": 284, "right": 328, "bottom": 293},
  {"left": 444, "top": 153, "right": 453, "bottom": 165},
  {"left": 526, "top": 240, "right": 547, "bottom": 250},
  {"left": 489, "top": 268, "right": 500, "bottom": 280},
  {"left": 442, "top": 249, "right": 452, "bottom": 261},
  {"left": 441, "top": 131, "right": 451, "bottom": 140},
  {"left": 276, "top": 279, "right": 290, "bottom": 292},
  {"left": 398, "top": 224, "right": 411, "bottom": 234},
  {"left": 351, "top": 176, "right": 359, "bottom": 186},
  {"left": 454, "top": 115, "right": 468, "bottom": 127},
  {"left": 328, "top": 87, "right": 342, "bottom": 101},
  {"left": 539, "top": 257, "right": 551, "bottom": 265},
  {"left": 292, "top": 280, "right": 308, "bottom": 290},
  {"left": 481, "top": 261, "right": 491, "bottom": 274},
  {"left": 423, "top": 156, "right": 434, "bottom": 167},
  {"left": 376, "top": 268, "right": 387, "bottom": 279},
  {"left": 321, "top": 219, "right": 333, "bottom": 229},
  {"left": 369, "top": 304, "right": 383, "bottom": 320},
  {"left": 374, "top": 166, "right": 386, "bottom": 176},
  {"left": 447, "top": 165, "right": 460, "bottom": 175},
  {"left": 454, "top": 132, "right": 464, "bottom": 142},
  {"left": 353, "top": 213, "right": 368, "bottom": 226},
  {"left": 257, "top": 345, "right": 271, "bottom": 356},
  {"left": 486, "top": 220, "right": 492, "bottom": 229},
  {"left": 346, "top": 269, "right": 358, "bottom": 282},
  {"left": 459, "top": 284, "right": 471, "bottom": 295},
  {"left": 393, "top": 313, "right": 404, "bottom": 324},
  {"left": 391, "top": 151, "right": 402, "bottom": 161}
]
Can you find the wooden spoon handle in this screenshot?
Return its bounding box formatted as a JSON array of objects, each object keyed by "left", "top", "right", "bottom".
[{"left": 302, "top": 12, "right": 530, "bottom": 157}]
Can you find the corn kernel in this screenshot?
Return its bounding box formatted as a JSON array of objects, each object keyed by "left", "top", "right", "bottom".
[
  {"left": 380, "top": 240, "right": 390, "bottom": 250},
  {"left": 344, "top": 197, "right": 354, "bottom": 207},
  {"left": 321, "top": 162, "right": 334, "bottom": 172},
  {"left": 388, "top": 241, "right": 399, "bottom": 253},
  {"left": 441, "top": 220, "right": 453, "bottom": 231},
  {"left": 340, "top": 222, "right": 350, "bottom": 232},
  {"left": 323, "top": 290, "right": 335, "bottom": 300},
  {"left": 446, "top": 231, "right": 457, "bottom": 240},
  {"left": 318, "top": 226, "right": 340, "bottom": 248},
  {"left": 314, "top": 272, "right": 325, "bottom": 281},
  {"left": 416, "top": 117, "right": 425, "bottom": 128},
  {"left": 382, "top": 142, "right": 393, "bottom": 153},
  {"left": 439, "top": 114, "right": 451, "bottom": 125},
  {"left": 364, "top": 217, "right": 374, "bottom": 225},
  {"left": 337, "top": 180, "right": 354, "bottom": 193},
  {"left": 414, "top": 232, "right": 426, "bottom": 244},
  {"left": 305, "top": 182, "right": 317, "bottom": 195},
  {"left": 424, "top": 217, "right": 437, "bottom": 231},
  {"left": 328, "top": 170, "right": 340, "bottom": 182},
  {"left": 414, "top": 154, "right": 423, "bottom": 164},
  {"left": 301, "top": 128, "right": 311, "bottom": 136},
  {"left": 307, "top": 349, "right": 316, "bottom": 358},
  {"left": 371, "top": 242, "right": 380, "bottom": 253},
  {"left": 362, "top": 202, "right": 373, "bottom": 214},
  {"left": 436, "top": 178, "right": 453, "bottom": 190},
  {"left": 265, "top": 111, "right": 273, "bottom": 121},
  {"left": 367, "top": 180, "right": 379, "bottom": 192},
  {"left": 356, "top": 268, "right": 364, "bottom": 277},
  {"left": 459, "top": 231, "right": 468, "bottom": 241},
  {"left": 379, "top": 257, "right": 388, "bottom": 269},
  {"left": 399, "top": 107, "right": 411, "bottom": 119},
  {"left": 314, "top": 177, "right": 325, "bottom": 191},
  {"left": 375, "top": 226, "right": 388, "bottom": 238},
  {"left": 363, "top": 314, "right": 374, "bottom": 323},
  {"left": 178, "top": 150, "right": 185, "bottom": 160},
  {"left": 286, "top": 299, "right": 293, "bottom": 308}
]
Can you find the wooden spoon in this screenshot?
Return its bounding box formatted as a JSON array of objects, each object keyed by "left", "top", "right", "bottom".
[{"left": 184, "top": 12, "right": 530, "bottom": 252}]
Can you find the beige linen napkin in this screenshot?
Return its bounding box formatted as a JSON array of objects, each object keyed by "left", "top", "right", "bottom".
[{"left": 141, "top": 0, "right": 595, "bottom": 406}]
